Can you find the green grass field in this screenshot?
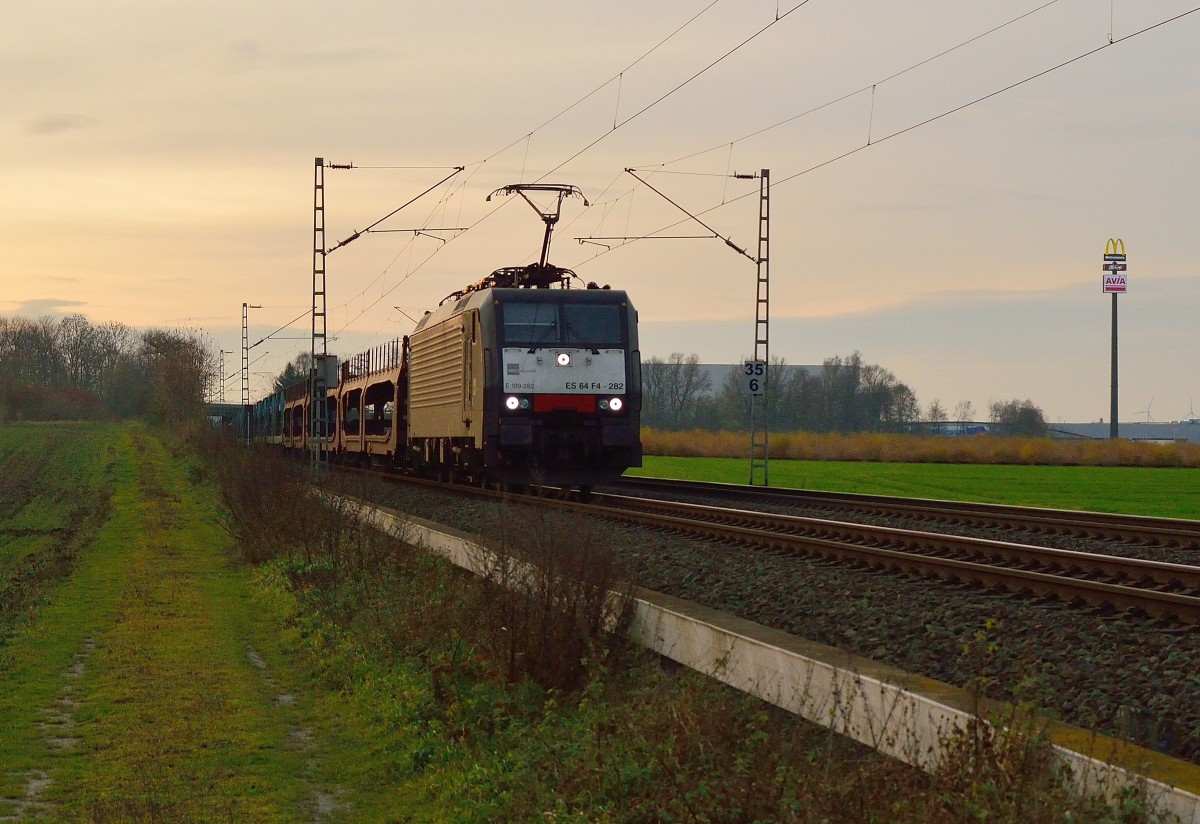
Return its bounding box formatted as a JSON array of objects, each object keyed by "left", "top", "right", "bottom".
[{"left": 630, "top": 456, "right": 1200, "bottom": 520}]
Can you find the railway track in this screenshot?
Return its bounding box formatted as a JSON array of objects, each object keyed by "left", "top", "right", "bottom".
[
  {"left": 582, "top": 490, "right": 1200, "bottom": 624},
  {"left": 348, "top": 469, "right": 1200, "bottom": 762},
  {"left": 349, "top": 499, "right": 1200, "bottom": 814},
  {"left": 609, "top": 476, "right": 1200, "bottom": 549},
  {"left": 359, "top": 470, "right": 1200, "bottom": 623}
]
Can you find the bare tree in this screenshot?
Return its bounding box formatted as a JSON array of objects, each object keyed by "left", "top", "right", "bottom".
[
  {"left": 818, "top": 352, "right": 863, "bottom": 433},
  {"left": 641, "top": 353, "right": 711, "bottom": 430},
  {"left": 0, "top": 314, "right": 165, "bottom": 420},
  {"left": 140, "top": 328, "right": 211, "bottom": 423},
  {"left": 989, "top": 398, "right": 1047, "bottom": 437},
  {"left": 714, "top": 356, "right": 806, "bottom": 431},
  {"left": 643, "top": 349, "right": 924, "bottom": 434},
  {"left": 8, "top": 317, "right": 66, "bottom": 390},
  {"left": 953, "top": 400, "right": 975, "bottom": 434},
  {"left": 716, "top": 364, "right": 751, "bottom": 430},
  {"left": 274, "top": 352, "right": 313, "bottom": 393},
  {"left": 884, "top": 383, "right": 921, "bottom": 430},
  {"left": 641, "top": 356, "right": 667, "bottom": 428}
]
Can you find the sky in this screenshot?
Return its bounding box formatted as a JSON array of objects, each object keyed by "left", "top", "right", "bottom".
[{"left": 4, "top": 0, "right": 1199, "bottom": 424}]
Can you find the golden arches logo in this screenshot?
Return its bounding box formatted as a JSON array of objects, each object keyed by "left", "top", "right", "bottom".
[{"left": 1105, "top": 238, "right": 1126, "bottom": 257}]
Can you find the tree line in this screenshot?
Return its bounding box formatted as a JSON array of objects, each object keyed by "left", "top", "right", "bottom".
[
  {"left": 0, "top": 314, "right": 214, "bottom": 423},
  {"left": 0, "top": 314, "right": 1046, "bottom": 437},
  {"left": 641, "top": 351, "right": 1047, "bottom": 436}
]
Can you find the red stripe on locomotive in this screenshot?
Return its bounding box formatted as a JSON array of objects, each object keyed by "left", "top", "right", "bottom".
[{"left": 533, "top": 394, "right": 596, "bottom": 413}]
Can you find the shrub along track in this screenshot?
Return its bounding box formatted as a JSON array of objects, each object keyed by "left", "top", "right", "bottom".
[{"left": 358, "top": 474, "right": 1200, "bottom": 765}]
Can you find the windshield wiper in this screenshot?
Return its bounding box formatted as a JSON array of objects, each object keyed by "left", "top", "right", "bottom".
[
  {"left": 564, "top": 323, "right": 600, "bottom": 354},
  {"left": 526, "top": 321, "right": 558, "bottom": 353}
]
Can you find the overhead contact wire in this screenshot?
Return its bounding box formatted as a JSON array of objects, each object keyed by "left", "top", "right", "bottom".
[
  {"left": 586, "top": 5, "right": 1200, "bottom": 265},
  {"left": 334, "top": 0, "right": 738, "bottom": 322},
  {"left": 470, "top": 0, "right": 726, "bottom": 169},
  {"left": 782, "top": 6, "right": 1200, "bottom": 187},
  {"left": 536, "top": 0, "right": 814, "bottom": 183},
  {"left": 639, "top": 0, "right": 1065, "bottom": 170}
]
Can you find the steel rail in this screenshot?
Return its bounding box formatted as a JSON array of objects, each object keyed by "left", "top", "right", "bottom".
[
  {"left": 577, "top": 494, "right": 1200, "bottom": 624},
  {"left": 336, "top": 468, "right": 1200, "bottom": 622},
  {"left": 593, "top": 493, "right": 1200, "bottom": 590},
  {"left": 611, "top": 476, "right": 1200, "bottom": 548}
]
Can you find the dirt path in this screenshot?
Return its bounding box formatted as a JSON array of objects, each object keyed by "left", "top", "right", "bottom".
[{"left": 0, "top": 425, "right": 334, "bottom": 822}]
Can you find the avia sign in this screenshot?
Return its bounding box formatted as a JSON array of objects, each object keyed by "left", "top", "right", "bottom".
[{"left": 1102, "top": 238, "right": 1127, "bottom": 293}]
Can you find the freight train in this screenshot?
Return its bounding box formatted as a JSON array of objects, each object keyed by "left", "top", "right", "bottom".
[{"left": 252, "top": 185, "right": 641, "bottom": 491}]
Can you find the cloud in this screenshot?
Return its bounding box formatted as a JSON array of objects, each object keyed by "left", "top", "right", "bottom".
[
  {"left": 222, "top": 38, "right": 264, "bottom": 68},
  {"left": 26, "top": 114, "right": 95, "bottom": 136},
  {"left": 4, "top": 298, "right": 88, "bottom": 318},
  {"left": 281, "top": 46, "right": 383, "bottom": 68}
]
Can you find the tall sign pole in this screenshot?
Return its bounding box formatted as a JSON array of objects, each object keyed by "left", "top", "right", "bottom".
[{"left": 1102, "top": 238, "right": 1127, "bottom": 439}]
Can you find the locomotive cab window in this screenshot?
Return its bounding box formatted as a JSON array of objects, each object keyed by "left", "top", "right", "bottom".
[
  {"left": 501, "top": 302, "right": 558, "bottom": 346},
  {"left": 500, "top": 301, "right": 623, "bottom": 348},
  {"left": 563, "top": 303, "right": 621, "bottom": 348}
]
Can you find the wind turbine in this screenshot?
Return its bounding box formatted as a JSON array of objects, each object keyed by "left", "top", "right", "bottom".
[{"left": 1136, "top": 397, "right": 1155, "bottom": 423}]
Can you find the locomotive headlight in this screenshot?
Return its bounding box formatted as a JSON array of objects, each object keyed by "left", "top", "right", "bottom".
[
  {"left": 505, "top": 396, "right": 521, "bottom": 411},
  {"left": 608, "top": 397, "right": 623, "bottom": 412},
  {"left": 556, "top": 352, "right": 571, "bottom": 367}
]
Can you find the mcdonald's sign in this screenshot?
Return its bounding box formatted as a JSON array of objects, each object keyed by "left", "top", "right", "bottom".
[{"left": 1103, "top": 238, "right": 1126, "bottom": 262}]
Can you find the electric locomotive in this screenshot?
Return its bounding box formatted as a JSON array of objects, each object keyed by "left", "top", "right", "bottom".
[
  {"left": 251, "top": 182, "right": 642, "bottom": 490},
  {"left": 407, "top": 261, "right": 641, "bottom": 489}
]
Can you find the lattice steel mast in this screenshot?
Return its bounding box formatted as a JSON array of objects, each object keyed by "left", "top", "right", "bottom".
[
  {"left": 619, "top": 167, "right": 772, "bottom": 485},
  {"left": 310, "top": 157, "right": 329, "bottom": 475},
  {"left": 241, "top": 303, "right": 251, "bottom": 445},
  {"left": 749, "top": 169, "right": 770, "bottom": 486}
]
